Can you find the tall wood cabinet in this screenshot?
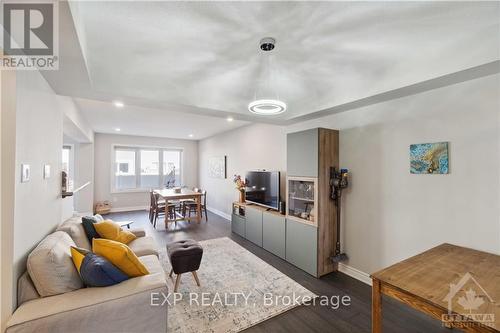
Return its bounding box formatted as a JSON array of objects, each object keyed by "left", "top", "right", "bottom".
[
  {"left": 286, "top": 128, "right": 339, "bottom": 277},
  {"left": 230, "top": 128, "right": 339, "bottom": 278}
]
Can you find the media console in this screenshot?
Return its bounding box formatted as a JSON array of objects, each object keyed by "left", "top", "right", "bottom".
[{"left": 231, "top": 128, "right": 339, "bottom": 278}]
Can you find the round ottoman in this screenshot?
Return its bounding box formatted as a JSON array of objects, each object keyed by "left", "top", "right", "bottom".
[{"left": 166, "top": 239, "right": 203, "bottom": 292}]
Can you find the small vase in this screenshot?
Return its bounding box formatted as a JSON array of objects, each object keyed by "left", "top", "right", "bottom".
[{"left": 239, "top": 190, "right": 245, "bottom": 203}]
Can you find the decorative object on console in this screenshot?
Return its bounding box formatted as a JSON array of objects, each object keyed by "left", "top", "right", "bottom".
[
  {"left": 410, "top": 142, "right": 449, "bottom": 174},
  {"left": 208, "top": 155, "right": 227, "bottom": 179},
  {"left": 233, "top": 174, "right": 247, "bottom": 203}
]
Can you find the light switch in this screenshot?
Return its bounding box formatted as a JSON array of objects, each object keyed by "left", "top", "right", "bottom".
[{"left": 21, "top": 164, "right": 30, "bottom": 182}]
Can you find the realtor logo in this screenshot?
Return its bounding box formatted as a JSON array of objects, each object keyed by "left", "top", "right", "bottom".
[
  {"left": 2, "top": 1, "right": 58, "bottom": 69},
  {"left": 442, "top": 272, "right": 495, "bottom": 329}
]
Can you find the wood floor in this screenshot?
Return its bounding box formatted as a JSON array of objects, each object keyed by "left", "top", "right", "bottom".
[{"left": 106, "top": 210, "right": 457, "bottom": 333}]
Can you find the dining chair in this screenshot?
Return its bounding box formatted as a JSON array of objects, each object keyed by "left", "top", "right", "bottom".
[
  {"left": 153, "top": 193, "right": 176, "bottom": 228},
  {"left": 183, "top": 190, "right": 208, "bottom": 222},
  {"left": 149, "top": 190, "right": 155, "bottom": 223}
]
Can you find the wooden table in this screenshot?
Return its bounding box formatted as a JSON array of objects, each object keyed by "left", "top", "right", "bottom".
[
  {"left": 154, "top": 188, "right": 203, "bottom": 228},
  {"left": 371, "top": 244, "right": 499, "bottom": 333}
]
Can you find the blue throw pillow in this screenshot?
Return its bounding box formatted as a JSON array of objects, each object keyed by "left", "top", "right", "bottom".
[
  {"left": 82, "top": 215, "right": 104, "bottom": 242},
  {"left": 79, "top": 252, "right": 129, "bottom": 287}
]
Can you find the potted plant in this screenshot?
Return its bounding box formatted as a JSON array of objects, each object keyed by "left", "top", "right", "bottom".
[{"left": 233, "top": 175, "right": 247, "bottom": 203}]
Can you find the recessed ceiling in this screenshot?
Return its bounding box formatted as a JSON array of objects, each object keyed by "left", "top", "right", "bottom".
[
  {"left": 42, "top": 1, "right": 499, "bottom": 138},
  {"left": 73, "top": 98, "right": 249, "bottom": 140}
]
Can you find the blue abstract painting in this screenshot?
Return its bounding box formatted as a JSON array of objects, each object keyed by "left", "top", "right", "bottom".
[{"left": 410, "top": 142, "right": 449, "bottom": 174}]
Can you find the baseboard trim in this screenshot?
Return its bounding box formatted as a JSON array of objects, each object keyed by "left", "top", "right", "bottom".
[
  {"left": 338, "top": 263, "right": 372, "bottom": 286},
  {"left": 109, "top": 206, "right": 148, "bottom": 213},
  {"left": 207, "top": 206, "right": 231, "bottom": 221}
]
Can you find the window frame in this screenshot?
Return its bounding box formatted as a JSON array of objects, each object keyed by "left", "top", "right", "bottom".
[{"left": 111, "top": 144, "right": 183, "bottom": 193}]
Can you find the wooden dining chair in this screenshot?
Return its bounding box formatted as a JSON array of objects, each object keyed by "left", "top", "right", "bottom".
[
  {"left": 149, "top": 190, "right": 155, "bottom": 223},
  {"left": 153, "top": 193, "right": 176, "bottom": 228},
  {"left": 183, "top": 190, "right": 208, "bottom": 222}
]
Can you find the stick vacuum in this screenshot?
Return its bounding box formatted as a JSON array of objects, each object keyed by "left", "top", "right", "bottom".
[{"left": 330, "top": 167, "right": 349, "bottom": 263}]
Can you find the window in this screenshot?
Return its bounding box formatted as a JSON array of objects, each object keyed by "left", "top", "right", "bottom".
[
  {"left": 140, "top": 150, "right": 159, "bottom": 188},
  {"left": 115, "top": 149, "right": 136, "bottom": 190},
  {"left": 163, "top": 150, "right": 181, "bottom": 188},
  {"left": 113, "top": 146, "right": 182, "bottom": 191}
]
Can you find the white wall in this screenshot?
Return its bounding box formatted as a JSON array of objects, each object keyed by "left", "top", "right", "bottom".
[
  {"left": 94, "top": 133, "right": 198, "bottom": 211},
  {"left": 74, "top": 142, "right": 94, "bottom": 214},
  {"left": 288, "top": 74, "right": 500, "bottom": 275},
  {"left": 8, "top": 70, "right": 64, "bottom": 317},
  {"left": 199, "top": 75, "right": 499, "bottom": 281},
  {"left": 1, "top": 69, "right": 17, "bottom": 333},
  {"left": 198, "top": 124, "right": 287, "bottom": 218},
  {"left": 61, "top": 96, "right": 95, "bottom": 218}
]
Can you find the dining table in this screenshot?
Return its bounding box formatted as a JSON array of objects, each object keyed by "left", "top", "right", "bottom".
[{"left": 154, "top": 188, "right": 203, "bottom": 228}]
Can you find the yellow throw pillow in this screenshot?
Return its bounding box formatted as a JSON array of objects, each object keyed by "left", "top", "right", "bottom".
[
  {"left": 70, "top": 246, "right": 89, "bottom": 273},
  {"left": 92, "top": 238, "right": 149, "bottom": 277},
  {"left": 94, "top": 220, "right": 136, "bottom": 244}
]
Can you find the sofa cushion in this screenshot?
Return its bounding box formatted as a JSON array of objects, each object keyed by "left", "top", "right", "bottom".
[
  {"left": 17, "top": 272, "right": 39, "bottom": 306},
  {"left": 81, "top": 214, "right": 104, "bottom": 242},
  {"left": 128, "top": 236, "right": 159, "bottom": 257},
  {"left": 93, "top": 239, "right": 149, "bottom": 277},
  {"left": 27, "top": 231, "right": 83, "bottom": 297},
  {"left": 138, "top": 255, "right": 164, "bottom": 275},
  {"left": 94, "top": 220, "right": 136, "bottom": 244},
  {"left": 71, "top": 247, "right": 129, "bottom": 287},
  {"left": 57, "top": 216, "right": 91, "bottom": 250}
]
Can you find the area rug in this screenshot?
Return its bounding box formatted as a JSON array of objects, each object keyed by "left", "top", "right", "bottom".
[{"left": 159, "top": 237, "right": 316, "bottom": 333}]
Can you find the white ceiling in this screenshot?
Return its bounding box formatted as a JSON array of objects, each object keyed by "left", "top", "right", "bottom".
[
  {"left": 73, "top": 97, "right": 248, "bottom": 140},
  {"left": 45, "top": 1, "right": 499, "bottom": 139}
]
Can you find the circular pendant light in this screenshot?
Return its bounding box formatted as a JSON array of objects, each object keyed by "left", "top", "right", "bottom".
[
  {"left": 248, "top": 38, "right": 286, "bottom": 116},
  {"left": 248, "top": 99, "right": 286, "bottom": 115}
]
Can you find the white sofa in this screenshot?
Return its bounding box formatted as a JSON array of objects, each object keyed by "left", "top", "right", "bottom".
[{"left": 6, "top": 216, "right": 168, "bottom": 333}]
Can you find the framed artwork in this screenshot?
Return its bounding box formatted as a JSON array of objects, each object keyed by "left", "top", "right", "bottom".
[
  {"left": 410, "top": 142, "right": 449, "bottom": 174},
  {"left": 208, "top": 156, "right": 227, "bottom": 179}
]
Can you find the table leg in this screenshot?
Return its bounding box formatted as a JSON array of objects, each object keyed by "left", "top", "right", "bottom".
[
  {"left": 372, "top": 278, "right": 382, "bottom": 333},
  {"left": 196, "top": 196, "right": 201, "bottom": 224}
]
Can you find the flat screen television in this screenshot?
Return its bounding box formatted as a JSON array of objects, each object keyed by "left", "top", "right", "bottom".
[{"left": 245, "top": 171, "right": 280, "bottom": 210}]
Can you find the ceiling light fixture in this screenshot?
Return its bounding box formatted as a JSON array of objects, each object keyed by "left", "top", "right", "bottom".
[
  {"left": 188, "top": 134, "right": 194, "bottom": 138},
  {"left": 248, "top": 37, "right": 286, "bottom": 116},
  {"left": 248, "top": 99, "right": 286, "bottom": 115},
  {"left": 114, "top": 128, "right": 121, "bottom": 132},
  {"left": 227, "top": 117, "right": 234, "bottom": 122},
  {"left": 113, "top": 101, "right": 124, "bottom": 108}
]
